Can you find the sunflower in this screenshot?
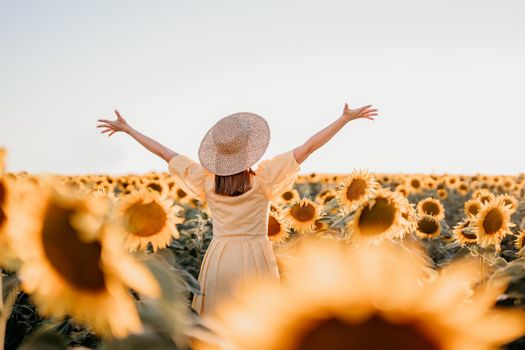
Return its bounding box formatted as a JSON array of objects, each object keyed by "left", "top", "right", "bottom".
[
  {"left": 282, "top": 198, "right": 320, "bottom": 234},
  {"left": 91, "top": 188, "right": 118, "bottom": 203},
  {"left": 315, "top": 189, "right": 337, "bottom": 205},
  {"left": 436, "top": 189, "right": 448, "bottom": 200},
  {"left": 116, "top": 189, "right": 183, "bottom": 252},
  {"left": 416, "top": 198, "right": 445, "bottom": 221},
  {"left": 423, "top": 178, "right": 437, "bottom": 191},
  {"left": 514, "top": 230, "right": 525, "bottom": 253},
  {"left": 405, "top": 175, "right": 424, "bottom": 194},
  {"left": 277, "top": 189, "right": 300, "bottom": 206},
  {"left": 165, "top": 182, "right": 191, "bottom": 205},
  {"left": 415, "top": 215, "right": 441, "bottom": 239},
  {"left": 143, "top": 179, "right": 168, "bottom": 196},
  {"left": 307, "top": 172, "right": 320, "bottom": 183},
  {"left": 499, "top": 194, "right": 518, "bottom": 213},
  {"left": 336, "top": 169, "right": 378, "bottom": 213},
  {"left": 502, "top": 178, "right": 515, "bottom": 192},
  {"left": 455, "top": 182, "right": 469, "bottom": 197},
  {"left": 394, "top": 184, "right": 409, "bottom": 197},
  {"left": 445, "top": 175, "right": 460, "bottom": 189},
  {"left": 464, "top": 199, "right": 482, "bottom": 219},
  {"left": 453, "top": 220, "right": 477, "bottom": 246},
  {"left": 472, "top": 189, "right": 495, "bottom": 205},
  {"left": 268, "top": 210, "right": 289, "bottom": 244},
  {"left": 471, "top": 196, "right": 515, "bottom": 249},
  {"left": 346, "top": 188, "right": 407, "bottom": 243},
  {"left": 0, "top": 149, "right": 20, "bottom": 269},
  {"left": 469, "top": 180, "right": 481, "bottom": 191},
  {"left": 9, "top": 181, "right": 161, "bottom": 338},
  {"left": 197, "top": 238, "right": 525, "bottom": 350}
]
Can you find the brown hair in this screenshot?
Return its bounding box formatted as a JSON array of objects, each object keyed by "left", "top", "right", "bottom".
[{"left": 214, "top": 168, "right": 256, "bottom": 196}]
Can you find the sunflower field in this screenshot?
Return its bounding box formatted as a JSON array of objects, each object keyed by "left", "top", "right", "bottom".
[{"left": 1, "top": 147, "right": 525, "bottom": 350}]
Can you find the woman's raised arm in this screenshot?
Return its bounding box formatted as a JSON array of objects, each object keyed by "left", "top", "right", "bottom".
[
  {"left": 292, "top": 103, "right": 378, "bottom": 164},
  {"left": 97, "top": 109, "right": 178, "bottom": 163}
]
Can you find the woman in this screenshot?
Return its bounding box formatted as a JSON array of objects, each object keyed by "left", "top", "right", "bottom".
[{"left": 97, "top": 103, "right": 378, "bottom": 316}]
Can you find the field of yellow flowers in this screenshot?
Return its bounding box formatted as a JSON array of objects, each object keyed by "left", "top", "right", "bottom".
[{"left": 1, "top": 147, "right": 525, "bottom": 350}]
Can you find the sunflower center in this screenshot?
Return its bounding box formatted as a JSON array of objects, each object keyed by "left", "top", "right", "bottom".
[
  {"left": 480, "top": 196, "right": 491, "bottom": 204},
  {"left": 467, "top": 203, "right": 480, "bottom": 216},
  {"left": 482, "top": 209, "right": 504, "bottom": 235},
  {"left": 291, "top": 204, "right": 316, "bottom": 222},
  {"left": 346, "top": 179, "right": 367, "bottom": 201},
  {"left": 41, "top": 202, "right": 106, "bottom": 291},
  {"left": 410, "top": 179, "right": 421, "bottom": 189},
  {"left": 293, "top": 314, "right": 439, "bottom": 350},
  {"left": 358, "top": 198, "right": 396, "bottom": 236},
  {"left": 123, "top": 200, "right": 167, "bottom": 237},
  {"left": 268, "top": 215, "right": 281, "bottom": 237},
  {"left": 323, "top": 195, "right": 335, "bottom": 204},
  {"left": 282, "top": 191, "right": 294, "bottom": 201},
  {"left": 147, "top": 183, "right": 163, "bottom": 193},
  {"left": 421, "top": 202, "right": 440, "bottom": 217},
  {"left": 462, "top": 230, "right": 477, "bottom": 240},
  {"left": 417, "top": 217, "right": 439, "bottom": 235}
]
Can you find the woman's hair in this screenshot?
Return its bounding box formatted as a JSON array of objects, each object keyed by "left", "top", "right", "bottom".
[{"left": 214, "top": 168, "right": 256, "bottom": 196}]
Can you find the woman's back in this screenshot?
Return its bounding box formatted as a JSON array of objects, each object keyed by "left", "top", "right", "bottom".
[{"left": 168, "top": 149, "right": 301, "bottom": 315}]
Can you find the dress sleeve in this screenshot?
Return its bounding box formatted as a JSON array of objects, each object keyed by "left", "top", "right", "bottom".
[
  {"left": 256, "top": 149, "right": 301, "bottom": 200},
  {"left": 168, "top": 154, "right": 207, "bottom": 201}
]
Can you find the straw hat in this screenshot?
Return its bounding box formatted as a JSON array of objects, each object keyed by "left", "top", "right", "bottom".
[{"left": 198, "top": 112, "right": 270, "bottom": 176}]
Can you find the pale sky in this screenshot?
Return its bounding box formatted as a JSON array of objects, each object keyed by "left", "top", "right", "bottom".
[{"left": 1, "top": 0, "right": 524, "bottom": 176}]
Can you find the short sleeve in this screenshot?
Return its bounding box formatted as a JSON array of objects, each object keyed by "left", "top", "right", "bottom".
[
  {"left": 256, "top": 150, "right": 301, "bottom": 200},
  {"left": 168, "top": 154, "right": 207, "bottom": 201}
]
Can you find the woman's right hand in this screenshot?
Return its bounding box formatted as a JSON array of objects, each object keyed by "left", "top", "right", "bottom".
[
  {"left": 341, "top": 103, "right": 378, "bottom": 123},
  {"left": 97, "top": 109, "right": 131, "bottom": 137}
]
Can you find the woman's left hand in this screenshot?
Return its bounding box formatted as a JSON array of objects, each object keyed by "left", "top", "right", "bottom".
[{"left": 97, "top": 109, "right": 131, "bottom": 137}]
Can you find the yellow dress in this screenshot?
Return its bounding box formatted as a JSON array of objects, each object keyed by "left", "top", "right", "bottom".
[{"left": 168, "top": 149, "right": 301, "bottom": 316}]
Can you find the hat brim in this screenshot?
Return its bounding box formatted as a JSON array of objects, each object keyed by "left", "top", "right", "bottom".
[{"left": 198, "top": 112, "right": 270, "bottom": 176}]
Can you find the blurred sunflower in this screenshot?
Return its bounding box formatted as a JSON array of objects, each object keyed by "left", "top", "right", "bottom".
[
  {"left": 405, "top": 175, "right": 424, "bottom": 194},
  {"left": 472, "top": 189, "right": 495, "bottom": 205},
  {"left": 268, "top": 210, "right": 289, "bottom": 243},
  {"left": 91, "top": 188, "right": 118, "bottom": 203},
  {"left": 336, "top": 169, "right": 378, "bottom": 213},
  {"left": 455, "top": 182, "right": 469, "bottom": 197},
  {"left": 464, "top": 199, "right": 482, "bottom": 219},
  {"left": 170, "top": 185, "right": 192, "bottom": 205},
  {"left": 270, "top": 202, "right": 282, "bottom": 212},
  {"left": 346, "top": 188, "right": 407, "bottom": 243},
  {"left": 307, "top": 173, "right": 320, "bottom": 183},
  {"left": 117, "top": 189, "right": 183, "bottom": 252},
  {"left": 416, "top": 198, "right": 445, "bottom": 222},
  {"left": 282, "top": 198, "right": 321, "bottom": 234},
  {"left": 499, "top": 194, "right": 518, "bottom": 213},
  {"left": 315, "top": 189, "right": 337, "bottom": 205},
  {"left": 10, "top": 181, "right": 161, "bottom": 338},
  {"left": 394, "top": 184, "right": 409, "bottom": 197},
  {"left": 415, "top": 215, "right": 441, "bottom": 239},
  {"left": 277, "top": 189, "right": 300, "bottom": 206},
  {"left": 453, "top": 220, "right": 477, "bottom": 246},
  {"left": 436, "top": 189, "right": 448, "bottom": 200},
  {"left": 0, "top": 148, "right": 20, "bottom": 269},
  {"left": 471, "top": 196, "right": 515, "bottom": 249},
  {"left": 198, "top": 238, "right": 525, "bottom": 350},
  {"left": 423, "top": 178, "right": 437, "bottom": 191},
  {"left": 514, "top": 230, "right": 525, "bottom": 253},
  {"left": 143, "top": 179, "right": 168, "bottom": 196}
]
